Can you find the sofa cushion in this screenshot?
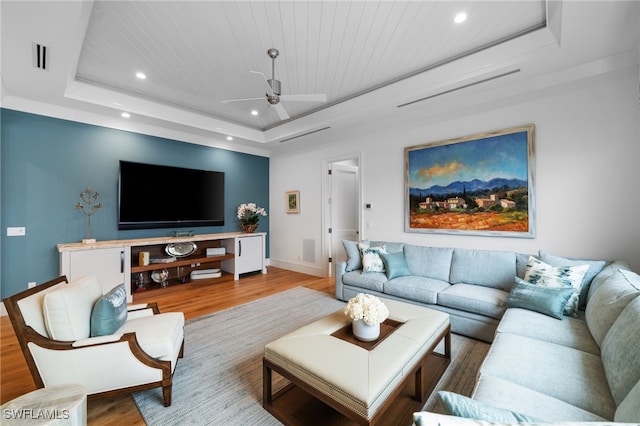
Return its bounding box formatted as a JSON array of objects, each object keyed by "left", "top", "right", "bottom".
[
  {"left": 601, "top": 297, "right": 640, "bottom": 406},
  {"left": 539, "top": 251, "right": 606, "bottom": 308},
  {"left": 502, "top": 278, "right": 574, "bottom": 320},
  {"left": 360, "top": 245, "right": 387, "bottom": 273},
  {"left": 439, "top": 284, "right": 508, "bottom": 320},
  {"left": 90, "top": 283, "right": 128, "bottom": 337},
  {"left": 117, "top": 312, "right": 185, "bottom": 362},
  {"left": 403, "top": 245, "right": 453, "bottom": 282},
  {"left": 585, "top": 269, "right": 640, "bottom": 347},
  {"left": 479, "top": 333, "right": 616, "bottom": 419},
  {"left": 342, "top": 270, "right": 387, "bottom": 293},
  {"left": 379, "top": 252, "right": 411, "bottom": 280},
  {"left": 497, "top": 308, "right": 600, "bottom": 355},
  {"left": 371, "top": 240, "right": 404, "bottom": 254},
  {"left": 450, "top": 249, "right": 516, "bottom": 291},
  {"left": 384, "top": 276, "right": 449, "bottom": 304},
  {"left": 43, "top": 275, "right": 103, "bottom": 341},
  {"left": 472, "top": 375, "right": 610, "bottom": 422},
  {"left": 523, "top": 256, "right": 589, "bottom": 317},
  {"left": 342, "top": 240, "right": 364, "bottom": 271},
  {"left": 615, "top": 379, "right": 640, "bottom": 422},
  {"left": 587, "top": 261, "right": 630, "bottom": 303},
  {"left": 438, "top": 391, "right": 542, "bottom": 422}
]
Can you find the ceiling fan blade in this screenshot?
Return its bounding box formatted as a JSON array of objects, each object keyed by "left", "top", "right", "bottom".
[
  {"left": 272, "top": 103, "right": 290, "bottom": 120},
  {"left": 279, "top": 94, "right": 327, "bottom": 102},
  {"left": 249, "top": 70, "right": 274, "bottom": 96},
  {"left": 221, "top": 97, "right": 265, "bottom": 103}
]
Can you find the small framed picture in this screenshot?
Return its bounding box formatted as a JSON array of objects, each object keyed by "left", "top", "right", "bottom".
[{"left": 286, "top": 190, "right": 300, "bottom": 214}]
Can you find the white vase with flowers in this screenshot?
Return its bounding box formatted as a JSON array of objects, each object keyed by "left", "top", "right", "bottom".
[{"left": 344, "top": 293, "right": 389, "bottom": 342}]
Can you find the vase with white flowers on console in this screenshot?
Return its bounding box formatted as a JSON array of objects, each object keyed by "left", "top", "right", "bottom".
[
  {"left": 237, "top": 203, "right": 267, "bottom": 233},
  {"left": 344, "top": 293, "right": 390, "bottom": 342}
]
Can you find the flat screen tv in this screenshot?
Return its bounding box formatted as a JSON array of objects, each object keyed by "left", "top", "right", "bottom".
[{"left": 118, "top": 161, "right": 225, "bottom": 230}]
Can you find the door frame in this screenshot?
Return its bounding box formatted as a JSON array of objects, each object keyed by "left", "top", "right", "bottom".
[{"left": 321, "top": 153, "right": 363, "bottom": 277}]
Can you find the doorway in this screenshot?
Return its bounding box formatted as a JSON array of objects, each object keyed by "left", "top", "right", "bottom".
[{"left": 323, "top": 156, "right": 361, "bottom": 277}]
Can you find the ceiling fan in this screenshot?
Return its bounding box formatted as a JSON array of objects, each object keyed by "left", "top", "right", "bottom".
[{"left": 221, "top": 48, "right": 327, "bottom": 120}]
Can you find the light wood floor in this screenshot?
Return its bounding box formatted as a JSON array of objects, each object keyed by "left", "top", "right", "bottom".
[{"left": 1, "top": 267, "right": 335, "bottom": 425}]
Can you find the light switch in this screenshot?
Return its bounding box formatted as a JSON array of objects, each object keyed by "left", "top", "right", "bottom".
[{"left": 7, "top": 227, "right": 26, "bottom": 236}]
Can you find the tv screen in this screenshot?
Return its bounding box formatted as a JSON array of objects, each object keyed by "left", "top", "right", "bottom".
[{"left": 118, "top": 161, "right": 225, "bottom": 230}]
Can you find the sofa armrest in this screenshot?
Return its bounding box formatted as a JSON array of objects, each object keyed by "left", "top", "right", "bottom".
[{"left": 335, "top": 261, "right": 347, "bottom": 301}]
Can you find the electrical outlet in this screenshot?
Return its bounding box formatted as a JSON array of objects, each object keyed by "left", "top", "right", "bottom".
[{"left": 28, "top": 281, "right": 36, "bottom": 289}]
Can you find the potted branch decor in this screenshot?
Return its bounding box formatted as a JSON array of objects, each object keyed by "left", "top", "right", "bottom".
[{"left": 76, "top": 187, "right": 102, "bottom": 243}]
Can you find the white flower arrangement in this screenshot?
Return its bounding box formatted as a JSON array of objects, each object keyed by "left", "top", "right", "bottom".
[
  {"left": 236, "top": 203, "right": 267, "bottom": 225},
  {"left": 344, "top": 293, "right": 389, "bottom": 326}
]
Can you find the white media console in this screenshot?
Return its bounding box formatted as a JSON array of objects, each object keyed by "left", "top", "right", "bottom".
[{"left": 58, "top": 232, "right": 267, "bottom": 301}]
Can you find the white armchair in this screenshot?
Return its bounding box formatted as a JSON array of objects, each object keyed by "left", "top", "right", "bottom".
[{"left": 4, "top": 275, "right": 184, "bottom": 406}]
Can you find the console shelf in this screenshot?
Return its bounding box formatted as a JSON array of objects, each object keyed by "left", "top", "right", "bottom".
[{"left": 58, "top": 232, "right": 267, "bottom": 301}]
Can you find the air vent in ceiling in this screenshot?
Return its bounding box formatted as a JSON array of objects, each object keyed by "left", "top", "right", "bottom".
[
  {"left": 280, "top": 126, "right": 331, "bottom": 143},
  {"left": 32, "top": 42, "right": 49, "bottom": 70},
  {"left": 397, "top": 69, "right": 521, "bottom": 108}
]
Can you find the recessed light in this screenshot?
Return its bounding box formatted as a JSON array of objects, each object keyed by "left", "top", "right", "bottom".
[
  {"left": 454, "top": 12, "right": 467, "bottom": 24},
  {"left": 226, "top": 136, "right": 233, "bottom": 141},
  {"left": 121, "top": 112, "right": 131, "bottom": 118},
  {"left": 251, "top": 110, "right": 259, "bottom": 116},
  {"left": 136, "top": 72, "right": 146, "bottom": 80}
]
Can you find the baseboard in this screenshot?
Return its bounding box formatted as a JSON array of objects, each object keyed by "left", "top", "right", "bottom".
[{"left": 269, "top": 258, "right": 325, "bottom": 277}]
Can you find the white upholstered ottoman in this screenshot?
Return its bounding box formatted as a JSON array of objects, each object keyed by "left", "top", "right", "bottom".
[{"left": 263, "top": 298, "right": 451, "bottom": 425}]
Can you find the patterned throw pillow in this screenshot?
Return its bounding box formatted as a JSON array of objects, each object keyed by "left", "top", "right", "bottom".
[
  {"left": 361, "top": 246, "right": 387, "bottom": 273},
  {"left": 523, "top": 256, "right": 590, "bottom": 317}
]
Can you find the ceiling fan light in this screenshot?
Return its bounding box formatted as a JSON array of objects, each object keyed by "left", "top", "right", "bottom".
[{"left": 454, "top": 12, "right": 467, "bottom": 24}]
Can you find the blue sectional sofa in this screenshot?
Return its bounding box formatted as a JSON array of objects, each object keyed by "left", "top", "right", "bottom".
[{"left": 335, "top": 241, "right": 640, "bottom": 423}]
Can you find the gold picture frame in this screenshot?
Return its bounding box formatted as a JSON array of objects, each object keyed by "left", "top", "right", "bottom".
[{"left": 286, "top": 190, "right": 300, "bottom": 214}]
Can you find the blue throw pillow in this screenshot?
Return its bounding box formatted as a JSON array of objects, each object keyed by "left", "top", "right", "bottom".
[
  {"left": 90, "top": 283, "right": 127, "bottom": 337},
  {"left": 342, "top": 240, "right": 364, "bottom": 271},
  {"left": 438, "top": 391, "right": 542, "bottom": 422},
  {"left": 380, "top": 252, "right": 411, "bottom": 280},
  {"left": 503, "top": 277, "right": 574, "bottom": 319}
]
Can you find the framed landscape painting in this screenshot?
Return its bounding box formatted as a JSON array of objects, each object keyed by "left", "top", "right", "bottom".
[
  {"left": 405, "top": 125, "right": 535, "bottom": 238},
  {"left": 286, "top": 190, "right": 300, "bottom": 214}
]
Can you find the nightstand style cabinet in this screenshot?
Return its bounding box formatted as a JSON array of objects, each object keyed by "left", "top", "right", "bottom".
[{"left": 222, "top": 234, "right": 266, "bottom": 278}]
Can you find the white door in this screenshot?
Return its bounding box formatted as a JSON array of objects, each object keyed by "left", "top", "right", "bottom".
[{"left": 328, "top": 163, "right": 359, "bottom": 276}]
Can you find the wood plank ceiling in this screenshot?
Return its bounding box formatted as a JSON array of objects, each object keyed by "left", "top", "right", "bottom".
[{"left": 75, "top": 1, "right": 546, "bottom": 131}]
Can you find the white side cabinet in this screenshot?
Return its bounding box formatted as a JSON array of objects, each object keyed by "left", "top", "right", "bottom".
[
  {"left": 222, "top": 234, "right": 266, "bottom": 280},
  {"left": 59, "top": 246, "right": 132, "bottom": 301}
]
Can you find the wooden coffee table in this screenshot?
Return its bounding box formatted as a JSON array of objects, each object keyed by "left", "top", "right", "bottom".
[{"left": 263, "top": 298, "right": 451, "bottom": 426}]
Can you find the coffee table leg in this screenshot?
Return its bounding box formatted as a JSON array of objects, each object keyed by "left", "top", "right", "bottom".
[{"left": 263, "top": 358, "right": 272, "bottom": 406}]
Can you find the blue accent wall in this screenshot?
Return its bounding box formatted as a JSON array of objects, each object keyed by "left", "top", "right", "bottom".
[{"left": 1, "top": 109, "right": 269, "bottom": 298}]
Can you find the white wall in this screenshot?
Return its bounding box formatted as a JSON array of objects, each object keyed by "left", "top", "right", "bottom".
[{"left": 270, "top": 66, "right": 640, "bottom": 275}]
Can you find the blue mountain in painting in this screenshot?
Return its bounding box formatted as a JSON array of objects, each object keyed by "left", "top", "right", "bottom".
[{"left": 410, "top": 178, "right": 527, "bottom": 197}]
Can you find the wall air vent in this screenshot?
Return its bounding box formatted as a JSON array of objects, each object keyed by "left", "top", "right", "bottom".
[
  {"left": 32, "top": 42, "right": 49, "bottom": 70},
  {"left": 397, "top": 69, "right": 521, "bottom": 108},
  {"left": 280, "top": 126, "right": 331, "bottom": 143}
]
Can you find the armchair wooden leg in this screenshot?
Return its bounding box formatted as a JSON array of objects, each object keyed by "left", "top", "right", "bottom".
[
  {"left": 163, "top": 384, "right": 172, "bottom": 407},
  {"left": 179, "top": 341, "right": 184, "bottom": 358}
]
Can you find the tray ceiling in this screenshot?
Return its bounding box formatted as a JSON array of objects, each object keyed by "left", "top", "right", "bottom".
[{"left": 75, "top": 1, "right": 546, "bottom": 130}]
